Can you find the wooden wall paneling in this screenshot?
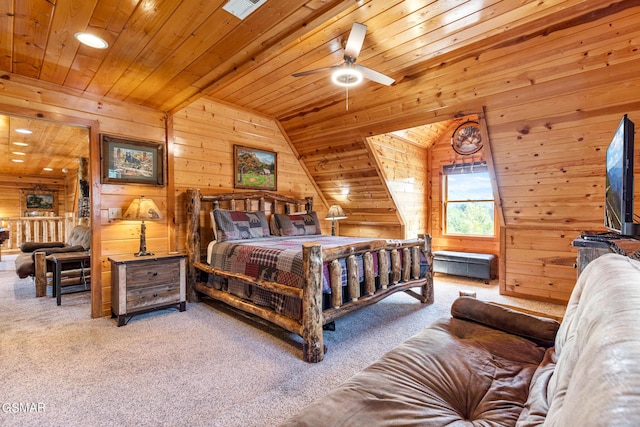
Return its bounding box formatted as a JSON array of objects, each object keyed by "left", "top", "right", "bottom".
[
  {"left": 0, "top": 75, "right": 167, "bottom": 317},
  {"left": 293, "top": 125, "right": 405, "bottom": 238},
  {"left": 367, "top": 133, "right": 428, "bottom": 239},
  {"left": 427, "top": 116, "right": 500, "bottom": 258},
  {"left": 171, "top": 97, "right": 328, "bottom": 252},
  {"left": 501, "top": 227, "right": 579, "bottom": 303}
]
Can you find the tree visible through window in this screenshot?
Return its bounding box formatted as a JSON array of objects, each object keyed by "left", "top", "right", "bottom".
[{"left": 443, "top": 165, "right": 495, "bottom": 236}]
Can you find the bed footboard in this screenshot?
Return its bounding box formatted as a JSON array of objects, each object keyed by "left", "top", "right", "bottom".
[
  {"left": 300, "top": 236, "right": 433, "bottom": 362},
  {"left": 191, "top": 235, "right": 433, "bottom": 363}
]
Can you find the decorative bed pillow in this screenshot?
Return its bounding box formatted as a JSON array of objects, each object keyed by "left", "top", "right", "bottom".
[
  {"left": 213, "top": 209, "right": 270, "bottom": 242},
  {"left": 274, "top": 212, "right": 321, "bottom": 236}
]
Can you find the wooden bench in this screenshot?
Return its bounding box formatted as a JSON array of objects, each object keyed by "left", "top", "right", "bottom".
[{"left": 433, "top": 251, "right": 497, "bottom": 281}]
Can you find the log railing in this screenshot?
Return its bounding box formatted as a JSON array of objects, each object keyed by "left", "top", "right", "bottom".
[{"left": 0, "top": 216, "right": 77, "bottom": 254}]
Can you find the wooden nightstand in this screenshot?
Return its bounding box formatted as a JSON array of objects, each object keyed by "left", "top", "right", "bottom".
[{"left": 109, "top": 252, "right": 186, "bottom": 326}]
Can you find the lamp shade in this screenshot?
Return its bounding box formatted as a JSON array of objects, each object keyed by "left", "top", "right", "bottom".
[
  {"left": 325, "top": 205, "right": 347, "bottom": 220},
  {"left": 123, "top": 196, "right": 163, "bottom": 221}
]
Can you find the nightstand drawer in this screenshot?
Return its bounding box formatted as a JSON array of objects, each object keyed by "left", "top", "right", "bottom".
[
  {"left": 127, "top": 282, "right": 180, "bottom": 311},
  {"left": 125, "top": 259, "right": 181, "bottom": 287}
]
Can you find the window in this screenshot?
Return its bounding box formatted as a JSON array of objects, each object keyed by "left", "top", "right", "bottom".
[{"left": 443, "top": 163, "right": 495, "bottom": 236}]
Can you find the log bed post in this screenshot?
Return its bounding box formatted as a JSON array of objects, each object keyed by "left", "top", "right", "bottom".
[
  {"left": 186, "top": 188, "right": 201, "bottom": 302},
  {"left": 378, "top": 249, "right": 389, "bottom": 289},
  {"left": 363, "top": 251, "right": 375, "bottom": 295},
  {"left": 420, "top": 234, "right": 434, "bottom": 304},
  {"left": 302, "top": 242, "right": 324, "bottom": 363}
]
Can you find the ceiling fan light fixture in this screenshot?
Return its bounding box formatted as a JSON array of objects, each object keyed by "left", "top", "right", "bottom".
[
  {"left": 75, "top": 32, "right": 109, "bottom": 49},
  {"left": 331, "top": 68, "right": 363, "bottom": 87}
]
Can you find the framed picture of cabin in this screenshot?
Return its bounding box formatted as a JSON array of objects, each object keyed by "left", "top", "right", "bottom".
[
  {"left": 20, "top": 189, "right": 58, "bottom": 216},
  {"left": 100, "top": 134, "right": 165, "bottom": 186},
  {"left": 233, "top": 145, "right": 277, "bottom": 190}
]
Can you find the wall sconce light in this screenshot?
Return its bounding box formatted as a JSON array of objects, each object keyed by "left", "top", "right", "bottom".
[
  {"left": 122, "top": 196, "right": 163, "bottom": 256},
  {"left": 325, "top": 205, "right": 347, "bottom": 236}
]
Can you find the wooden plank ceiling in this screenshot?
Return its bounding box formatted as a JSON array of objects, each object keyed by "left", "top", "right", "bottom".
[{"left": 0, "top": 0, "right": 632, "bottom": 191}]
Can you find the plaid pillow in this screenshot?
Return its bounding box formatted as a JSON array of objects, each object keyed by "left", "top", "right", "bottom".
[
  {"left": 274, "top": 212, "right": 321, "bottom": 236},
  {"left": 213, "top": 209, "right": 270, "bottom": 242}
]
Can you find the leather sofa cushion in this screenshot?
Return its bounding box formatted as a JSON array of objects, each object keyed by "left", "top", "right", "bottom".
[
  {"left": 451, "top": 297, "right": 560, "bottom": 347},
  {"left": 19, "top": 241, "right": 66, "bottom": 252},
  {"left": 15, "top": 253, "right": 35, "bottom": 279},
  {"left": 281, "top": 317, "right": 547, "bottom": 426},
  {"left": 29, "top": 245, "right": 86, "bottom": 260}
]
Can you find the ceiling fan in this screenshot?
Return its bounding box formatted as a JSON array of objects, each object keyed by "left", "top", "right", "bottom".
[{"left": 292, "top": 22, "right": 395, "bottom": 87}]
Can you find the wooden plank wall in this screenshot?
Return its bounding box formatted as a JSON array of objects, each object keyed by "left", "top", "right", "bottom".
[
  {"left": 0, "top": 74, "right": 167, "bottom": 317},
  {"left": 279, "top": 6, "right": 640, "bottom": 304},
  {"left": 0, "top": 176, "right": 67, "bottom": 218},
  {"left": 491, "top": 109, "right": 640, "bottom": 303},
  {"left": 170, "top": 97, "right": 328, "bottom": 251},
  {"left": 367, "top": 134, "right": 428, "bottom": 239},
  {"left": 428, "top": 119, "right": 500, "bottom": 258},
  {"left": 293, "top": 130, "right": 404, "bottom": 239}
]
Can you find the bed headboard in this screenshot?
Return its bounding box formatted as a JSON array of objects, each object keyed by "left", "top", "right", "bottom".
[
  {"left": 185, "top": 189, "right": 314, "bottom": 288},
  {"left": 200, "top": 190, "right": 313, "bottom": 214}
]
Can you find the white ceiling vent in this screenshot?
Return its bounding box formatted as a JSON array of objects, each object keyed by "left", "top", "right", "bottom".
[{"left": 223, "top": 0, "right": 267, "bottom": 20}]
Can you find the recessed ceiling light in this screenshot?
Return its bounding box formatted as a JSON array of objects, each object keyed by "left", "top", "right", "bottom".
[
  {"left": 11, "top": 159, "right": 24, "bottom": 163},
  {"left": 12, "top": 151, "right": 26, "bottom": 155},
  {"left": 74, "top": 32, "right": 109, "bottom": 49},
  {"left": 43, "top": 167, "right": 53, "bottom": 172},
  {"left": 15, "top": 128, "right": 32, "bottom": 134},
  {"left": 12, "top": 142, "right": 28, "bottom": 146}
]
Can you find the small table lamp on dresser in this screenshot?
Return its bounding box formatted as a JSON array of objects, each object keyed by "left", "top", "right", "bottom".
[
  {"left": 325, "top": 204, "right": 347, "bottom": 236},
  {"left": 123, "top": 196, "right": 163, "bottom": 256}
]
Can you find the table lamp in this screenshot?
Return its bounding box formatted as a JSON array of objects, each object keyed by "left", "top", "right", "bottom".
[
  {"left": 325, "top": 205, "right": 347, "bottom": 236},
  {"left": 123, "top": 196, "right": 163, "bottom": 256}
]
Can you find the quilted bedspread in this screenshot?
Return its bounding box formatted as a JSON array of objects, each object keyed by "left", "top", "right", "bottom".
[{"left": 207, "top": 235, "right": 386, "bottom": 319}]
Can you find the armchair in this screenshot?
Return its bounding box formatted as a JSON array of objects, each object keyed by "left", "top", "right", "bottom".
[{"left": 15, "top": 225, "right": 91, "bottom": 297}]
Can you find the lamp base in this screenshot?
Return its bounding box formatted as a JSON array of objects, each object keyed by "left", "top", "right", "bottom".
[
  {"left": 134, "top": 221, "right": 153, "bottom": 257},
  {"left": 134, "top": 250, "right": 154, "bottom": 257}
]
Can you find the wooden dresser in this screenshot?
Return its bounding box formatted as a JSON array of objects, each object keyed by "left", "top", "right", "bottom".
[
  {"left": 572, "top": 234, "right": 640, "bottom": 278},
  {"left": 109, "top": 252, "right": 186, "bottom": 326}
]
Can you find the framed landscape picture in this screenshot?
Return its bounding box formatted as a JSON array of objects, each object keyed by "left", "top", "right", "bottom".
[
  {"left": 233, "top": 145, "right": 277, "bottom": 190},
  {"left": 100, "top": 134, "right": 164, "bottom": 186},
  {"left": 20, "top": 189, "right": 58, "bottom": 216}
]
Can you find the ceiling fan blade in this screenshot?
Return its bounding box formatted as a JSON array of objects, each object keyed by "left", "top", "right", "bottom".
[
  {"left": 344, "top": 22, "right": 367, "bottom": 62},
  {"left": 292, "top": 66, "right": 337, "bottom": 77},
  {"left": 356, "top": 65, "right": 395, "bottom": 86}
]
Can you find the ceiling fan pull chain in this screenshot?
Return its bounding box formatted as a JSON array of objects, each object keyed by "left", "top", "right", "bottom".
[{"left": 346, "top": 85, "right": 349, "bottom": 111}]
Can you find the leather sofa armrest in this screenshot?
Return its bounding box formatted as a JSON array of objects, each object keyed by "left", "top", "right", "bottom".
[
  {"left": 20, "top": 241, "right": 66, "bottom": 252},
  {"left": 451, "top": 296, "right": 560, "bottom": 347},
  {"left": 30, "top": 245, "right": 86, "bottom": 260}
]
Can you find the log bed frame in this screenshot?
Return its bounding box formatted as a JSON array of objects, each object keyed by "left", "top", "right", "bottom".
[{"left": 186, "top": 189, "right": 434, "bottom": 363}]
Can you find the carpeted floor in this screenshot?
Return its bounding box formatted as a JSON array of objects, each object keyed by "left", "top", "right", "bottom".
[{"left": 0, "top": 270, "right": 565, "bottom": 427}]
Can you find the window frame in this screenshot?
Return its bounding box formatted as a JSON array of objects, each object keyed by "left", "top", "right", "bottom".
[{"left": 442, "top": 166, "right": 497, "bottom": 237}]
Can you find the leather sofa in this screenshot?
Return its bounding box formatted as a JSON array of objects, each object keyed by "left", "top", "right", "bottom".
[
  {"left": 282, "top": 253, "right": 640, "bottom": 426},
  {"left": 15, "top": 225, "right": 90, "bottom": 296}
]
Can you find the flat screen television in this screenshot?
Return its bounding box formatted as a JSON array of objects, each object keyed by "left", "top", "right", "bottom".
[{"left": 604, "top": 114, "right": 638, "bottom": 236}]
